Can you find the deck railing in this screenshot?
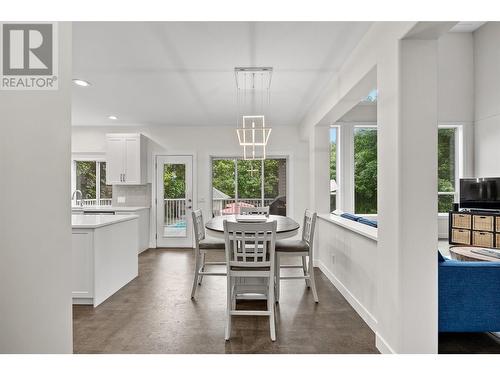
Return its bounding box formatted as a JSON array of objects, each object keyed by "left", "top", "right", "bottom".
[
  {"left": 212, "top": 198, "right": 274, "bottom": 217},
  {"left": 164, "top": 198, "right": 187, "bottom": 225},
  {"left": 74, "top": 198, "right": 113, "bottom": 207}
]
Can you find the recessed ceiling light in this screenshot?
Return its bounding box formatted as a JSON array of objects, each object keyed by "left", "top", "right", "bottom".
[
  {"left": 73, "top": 79, "right": 91, "bottom": 87},
  {"left": 108, "top": 115, "right": 118, "bottom": 120}
]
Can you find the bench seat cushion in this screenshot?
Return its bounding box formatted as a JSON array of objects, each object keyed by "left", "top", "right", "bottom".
[
  {"left": 199, "top": 237, "right": 225, "bottom": 249},
  {"left": 275, "top": 239, "right": 309, "bottom": 252}
]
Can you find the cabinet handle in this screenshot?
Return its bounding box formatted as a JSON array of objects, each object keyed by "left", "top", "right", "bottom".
[{"left": 123, "top": 173, "right": 126, "bottom": 182}]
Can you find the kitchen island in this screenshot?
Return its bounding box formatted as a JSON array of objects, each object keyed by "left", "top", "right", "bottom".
[{"left": 72, "top": 214, "right": 139, "bottom": 307}]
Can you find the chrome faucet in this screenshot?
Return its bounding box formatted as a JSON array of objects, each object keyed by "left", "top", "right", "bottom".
[{"left": 72, "top": 190, "right": 83, "bottom": 207}]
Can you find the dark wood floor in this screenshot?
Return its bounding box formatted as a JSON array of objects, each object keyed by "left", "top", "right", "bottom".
[
  {"left": 439, "top": 332, "right": 500, "bottom": 354},
  {"left": 73, "top": 249, "right": 378, "bottom": 354}
]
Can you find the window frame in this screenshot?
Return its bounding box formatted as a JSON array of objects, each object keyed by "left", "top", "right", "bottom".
[
  {"left": 71, "top": 153, "right": 112, "bottom": 205},
  {"left": 209, "top": 155, "right": 290, "bottom": 217},
  {"left": 437, "top": 125, "right": 462, "bottom": 214},
  {"left": 329, "top": 125, "right": 340, "bottom": 212}
]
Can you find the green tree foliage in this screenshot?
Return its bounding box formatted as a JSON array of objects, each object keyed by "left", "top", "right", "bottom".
[
  {"left": 211, "top": 159, "right": 284, "bottom": 200},
  {"left": 354, "top": 129, "right": 377, "bottom": 214},
  {"left": 164, "top": 164, "right": 186, "bottom": 199},
  {"left": 237, "top": 160, "right": 262, "bottom": 198},
  {"left": 212, "top": 159, "right": 236, "bottom": 197},
  {"left": 76, "top": 161, "right": 97, "bottom": 199},
  {"left": 438, "top": 128, "right": 456, "bottom": 212},
  {"left": 330, "top": 142, "right": 337, "bottom": 181}
]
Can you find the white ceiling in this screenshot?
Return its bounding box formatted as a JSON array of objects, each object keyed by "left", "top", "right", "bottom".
[{"left": 72, "top": 22, "right": 372, "bottom": 127}]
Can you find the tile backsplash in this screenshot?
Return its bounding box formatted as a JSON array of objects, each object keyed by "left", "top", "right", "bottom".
[{"left": 112, "top": 183, "right": 152, "bottom": 207}]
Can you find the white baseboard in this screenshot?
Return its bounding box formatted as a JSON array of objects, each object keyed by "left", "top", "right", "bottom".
[
  {"left": 315, "top": 259, "right": 378, "bottom": 332},
  {"left": 376, "top": 332, "right": 396, "bottom": 354}
]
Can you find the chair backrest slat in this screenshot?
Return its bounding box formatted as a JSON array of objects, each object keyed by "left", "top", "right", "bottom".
[
  {"left": 192, "top": 209, "right": 205, "bottom": 246},
  {"left": 224, "top": 220, "right": 277, "bottom": 268},
  {"left": 302, "top": 209, "right": 317, "bottom": 248},
  {"left": 240, "top": 206, "right": 270, "bottom": 217}
]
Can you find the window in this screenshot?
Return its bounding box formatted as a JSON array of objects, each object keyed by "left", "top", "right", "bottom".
[
  {"left": 354, "top": 126, "right": 377, "bottom": 214},
  {"left": 330, "top": 127, "right": 338, "bottom": 212},
  {"left": 438, "top": 127, "right": 458, "bottom": 213},
  {"left": 211, "top": 157, "right": 287, "bottom": 216},
  {"left": 73, "top": 160, "right": 112, "bottom": 206}
]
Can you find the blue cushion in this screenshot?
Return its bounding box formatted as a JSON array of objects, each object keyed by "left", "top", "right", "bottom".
[
  {"left": 438, "top": 250, "right": 446, "bottom": 263},
  {"left": 358, "top": 217, "right": 378, "bottom": 228},
  {"left": 340, "top": 213, "right": 361, "bottom": 222}
]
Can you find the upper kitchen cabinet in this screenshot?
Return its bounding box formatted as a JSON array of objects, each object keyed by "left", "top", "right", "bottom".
[{"left": 106, "top": 133, "right": 148, "bottom": 185}]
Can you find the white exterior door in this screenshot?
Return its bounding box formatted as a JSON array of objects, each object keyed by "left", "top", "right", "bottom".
[{"left": 156, "top": 155, "right": 194, "bottom": 248}]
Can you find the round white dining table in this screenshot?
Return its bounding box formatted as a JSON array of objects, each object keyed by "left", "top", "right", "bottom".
[{"left": 205, "top": 214, "right": 300, "bottom": 239}]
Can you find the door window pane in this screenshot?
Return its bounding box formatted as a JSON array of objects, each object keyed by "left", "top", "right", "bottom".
[
  {"left": 212, "top": 159, "right": 236, "bottom": 216},
  {"left": 264, "top": 158, "right": 287, "bottom": 216},
  {"left": 237, "top": 159, "right": 262, "bottom": 212},
  {"left": 330, "top": 127, "right": 338, "bottom": 212},
  {"left": 163, "top": 164, "right": 187, "bottom": 237},
  {"left": 354, "top": 127, "right": 377, "bottom": 214},
  {"left": 211, "top": 157, "right": 287, "bottom": 216},
  {"left": 76, "top": 161, "right": 97, "bottom": 201}
]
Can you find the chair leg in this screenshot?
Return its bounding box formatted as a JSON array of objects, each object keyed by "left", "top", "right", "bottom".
[
  {"left": 275, "top": 253, "right": 280, "bottom": 303},
  {"left": 302, "top": 256, "right": 310, "bottom": 288},
  {"left": 198, "top": 252, "right": 206, "bottom": 285},
  {"left": 225, "top": 275, "right": 232, "bottom": 341},
  {"left": 190, "top": 248, "right": 200, "bottom": 299},
  {"left": 308, "top": 255, "right": 319, "bottom": 303},
  {"left": 268, "top": 275, "right": 276, "bottom": 341}
]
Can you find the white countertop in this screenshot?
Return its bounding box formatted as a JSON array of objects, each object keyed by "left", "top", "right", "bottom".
[
  {"left": 318, "top": 214, "right": 378, "bottom": 241},
  {"left": 72, "top": 206, "right": 150, "bottom": 212},
  {"left": 72, "top": 214, "right": 139, "bottom": 229}
]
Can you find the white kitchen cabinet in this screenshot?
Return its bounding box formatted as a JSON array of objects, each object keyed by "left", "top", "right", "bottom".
[{"left": 106, "top": 133, "right": 148, "bottom": 185}]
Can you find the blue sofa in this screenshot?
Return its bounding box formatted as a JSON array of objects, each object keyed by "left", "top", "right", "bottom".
[{"left": 439, "top": 252, "right": 500, "bottom": 332}]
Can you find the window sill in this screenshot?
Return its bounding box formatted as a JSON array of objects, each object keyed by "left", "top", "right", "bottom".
[{"left": 318, "top": 214, "right": 378, "bottom": 241}]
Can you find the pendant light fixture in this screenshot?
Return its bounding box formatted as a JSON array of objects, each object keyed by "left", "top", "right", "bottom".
[{"left": 234, "top": 67, "right": 273, "bottom": 160}]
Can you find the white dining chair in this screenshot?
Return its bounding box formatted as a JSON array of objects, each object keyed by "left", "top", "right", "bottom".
[
  {"left": 275, "top": 209, "right": 318, "bottom": 303},
  {"left": 239, "top": 206, "right": 270, "bottom": 217},
  {"left": 223, "top": 220, "right": 277, "bottom": 341},
  {"left": 190, "top": 209, "right": 226, "bottom": 299}
]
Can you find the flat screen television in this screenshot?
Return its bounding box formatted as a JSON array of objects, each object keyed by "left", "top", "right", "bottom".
[{"left": 460, "top": 178, "right": 500, "bottom": 210}]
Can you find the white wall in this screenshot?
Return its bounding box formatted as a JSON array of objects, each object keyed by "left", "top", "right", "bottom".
[
  {"left": 474, "top": 22, "right": 500, "bottom": 177},
  {"left": 72, "top": 125, "right": 309, "bottom": 235},
  {"left": 316, "top": 218, "right": 378, "bottom": 330},
  {"left": 0, "top": 23, "right": 73, "bottom": 353}
]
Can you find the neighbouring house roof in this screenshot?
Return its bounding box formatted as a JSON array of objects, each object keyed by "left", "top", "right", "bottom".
[{"left": 212, "top": 187, "right": 231, "bottom": 200}]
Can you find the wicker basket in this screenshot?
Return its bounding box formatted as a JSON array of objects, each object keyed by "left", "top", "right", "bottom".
[
  {"left": 451, "top": 229, "right": 471, "bottom": 245},
  {"left": 496, "top": 217, "right": 500, "bottom": 233},
  {"left": 472, "top": 231, "right": 494, "bottom": 248},
  {"left": 473, "top": 215, "right": 494, "bottom": 232},
  {"left": 452, "top": 213, "right": 471, "bottom": 229},
  {"left": 496, "top": 234, "right": 500, "bottom": 249}
]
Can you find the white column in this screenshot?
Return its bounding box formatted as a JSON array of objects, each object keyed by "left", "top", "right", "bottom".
[
  {"left": 338, "top": 123, "right": 355, "bottom": 212},
  {"left": 309, "top": 124, "right": 330, "bottom": 214},
  {"left": 0, "top": 23, "right": 73, "bottom": 353},
  {"left": 377, "top": 38, "right": 438, "bottom": 353}
]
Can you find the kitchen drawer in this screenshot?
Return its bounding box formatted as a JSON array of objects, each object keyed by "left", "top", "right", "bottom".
[
  {"left": 451, "top": 229, "right": 471, "bottom": 245},
  {"left": 452, "top": 213, "right": 471, "bottom": 229},
  {"left": 472, "top": 231, "right": 494, "bottom": 248},
  {"left": 473, "top": 215, "right": 494, "bottom": 232}
]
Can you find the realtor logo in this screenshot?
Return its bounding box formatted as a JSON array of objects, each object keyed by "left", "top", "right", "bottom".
[{"left": 0, "top": 23, "right": 58, "bottom": 90}]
